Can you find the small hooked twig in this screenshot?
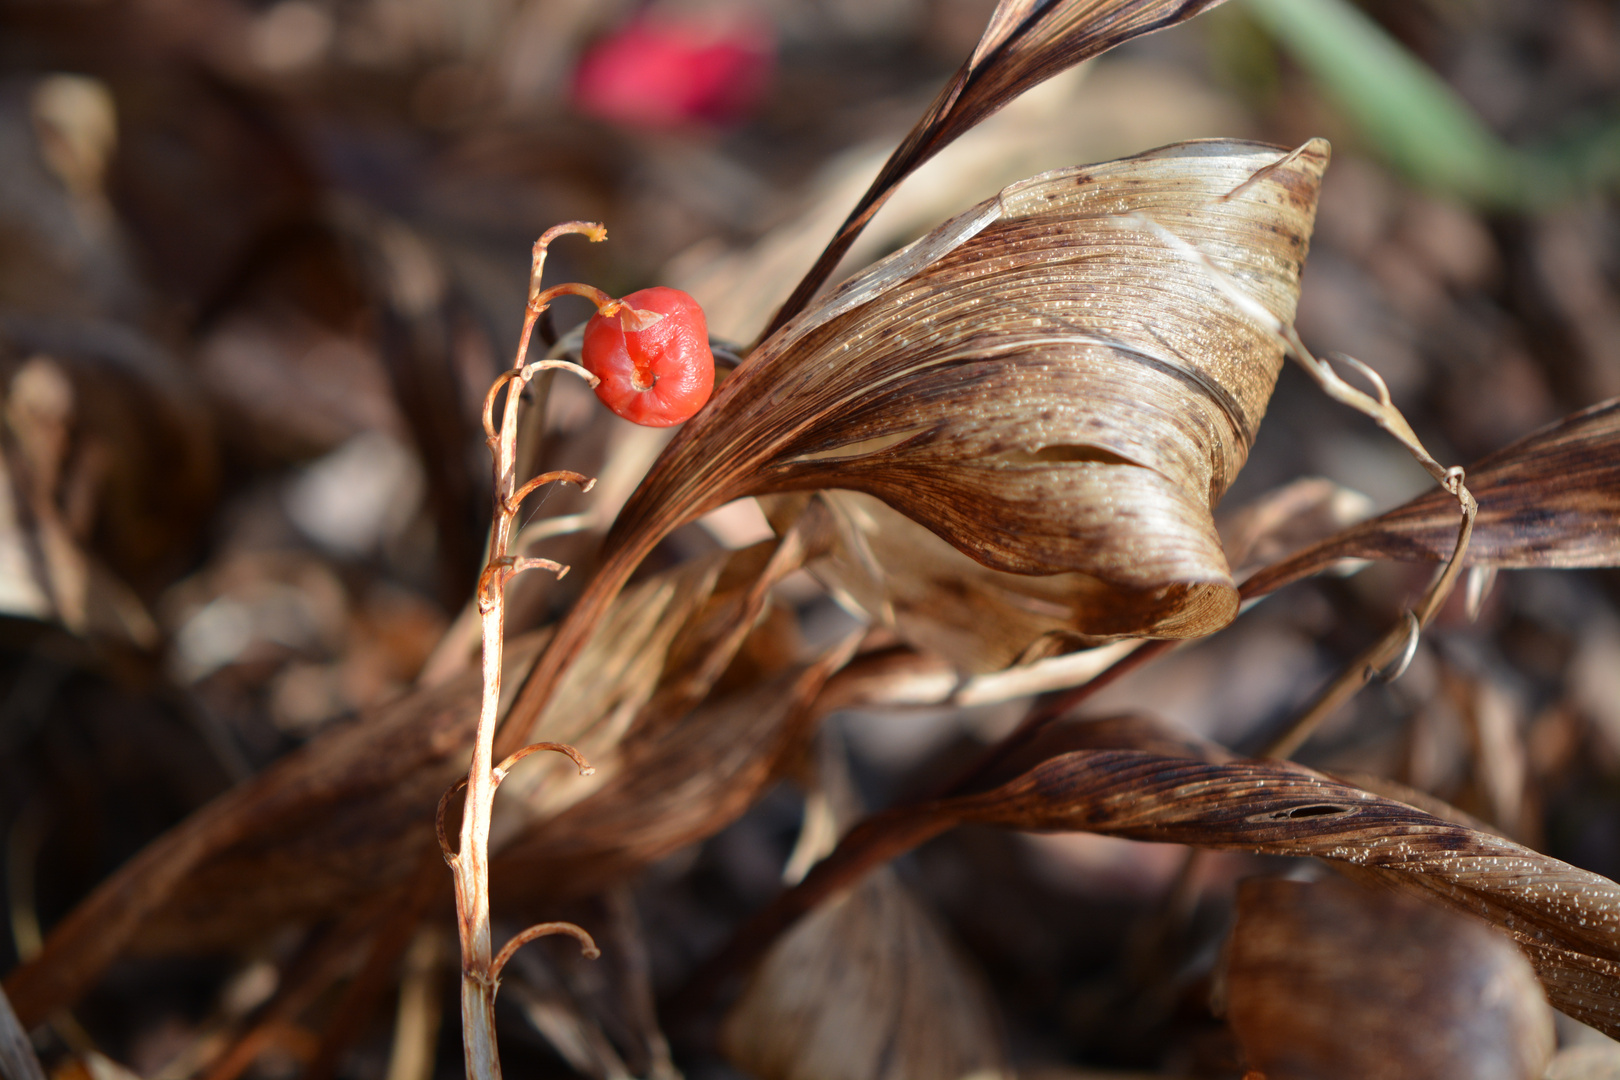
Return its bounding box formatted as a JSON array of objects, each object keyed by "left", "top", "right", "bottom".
[
  {"left": 489, "top": 924, "right": 600, "bottom": 989},
  {"left": 506, "top": 470, "right": 595, "bottom": 519}
]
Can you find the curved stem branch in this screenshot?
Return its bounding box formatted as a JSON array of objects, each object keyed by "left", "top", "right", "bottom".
[{"left": 489, "top": 923, "right": 600, "bottom": 989}]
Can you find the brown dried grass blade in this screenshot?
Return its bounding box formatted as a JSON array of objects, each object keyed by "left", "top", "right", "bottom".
[
  {"left": 763, "top": 0, "right": 1232, "bottom": 337},
  {"left": 962, "top": 752, "right": 1620, "bottom": 1034},
  {"left": 1243, "top": 397, "right": 1620, "bottom": 598},
  {"left": 713, "top": 750, "right": 1620, "bottom": 1036}
]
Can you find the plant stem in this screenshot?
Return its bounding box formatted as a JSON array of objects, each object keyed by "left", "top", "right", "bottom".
[{"left": 445, "top": 222, "right": 605, "bottom": 1080}]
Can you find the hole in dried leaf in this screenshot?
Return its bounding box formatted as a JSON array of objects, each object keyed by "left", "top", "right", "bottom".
[{"left": 1270, "top": 804, "right": 1351, "bottom": 819}]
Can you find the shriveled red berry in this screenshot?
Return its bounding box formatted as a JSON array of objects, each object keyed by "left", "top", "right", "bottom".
[{"left": 581, "top": 286, "right": 714, "bottom": 426}]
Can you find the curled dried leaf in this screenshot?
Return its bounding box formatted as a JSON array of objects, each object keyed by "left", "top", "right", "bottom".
[
  {"left": 508, "top": 139, "right": 1330, "bottom": 747},
  {"left": 634, "top": 138, "right": 1328, "bottom": 611}
]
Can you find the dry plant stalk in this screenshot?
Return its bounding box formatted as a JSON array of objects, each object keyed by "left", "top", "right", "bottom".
[
  {"left": 439, "top": 220, "right": 674, "bottom": 1080},
  {"left": 1129, "top": 211, "right": 1477, "bottom": 755}
]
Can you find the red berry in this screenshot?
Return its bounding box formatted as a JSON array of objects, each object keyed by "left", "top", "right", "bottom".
[{"left": 581, "top": 286, "right": 715, "bottom": 426}]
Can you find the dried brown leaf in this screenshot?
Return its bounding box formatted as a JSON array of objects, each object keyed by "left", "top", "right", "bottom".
[
  {"left": 720, "top": 869, "right": 1009, "bottom": 1080},
  {"left": 509, "top": 139, "right": 1331, "bottom": 751},
  {"left": 745, "top": 751, "right": 1620, "bottom": 1037},
  {"left": 787, "top": 489, "right": 1167, "bottom": 671},
  {"left": 722, "top": 727, "right": 1008, "bottom": 1080},
  {"left": 1225, "top": 876, "right": 1554, "bottom": 1080},
  {"left": 2, "top": 538, "right": 810, "bottom": 1025},
  {"left": 637, "top": 138, "right": 1326, "bottom": 609},
  {"left": 764, "top": 0, "right": 1233, "bottom": 337},
  {"left": 1243, "top": 397, "right": 1620, "bottom": 598}
]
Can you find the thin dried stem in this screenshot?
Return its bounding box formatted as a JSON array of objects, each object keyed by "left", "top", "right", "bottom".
[
  {"left": 1261, "top": 494, "right": 1474, "bottom": 759},
  {"left": 450, "top": 225, "right": 607, "bottom": 1080},
  {"left": 1255, "top": 343, "right": 1476, "bottom": 759},
  {"left": 1129, "top": 210, "right": 1479, "bottom": 760},
  {"left": 437, "top": 744, "right": 595, "bottom": 865}
]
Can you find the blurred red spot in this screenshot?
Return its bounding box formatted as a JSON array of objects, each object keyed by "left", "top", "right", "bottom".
[{"left": 571, "top": 16, "right": 773, "bottom": 130}]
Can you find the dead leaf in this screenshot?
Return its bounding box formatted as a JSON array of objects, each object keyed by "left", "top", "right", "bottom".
[
  {"left": 1, "top": 536, "right": 810, "bottom": 1025},
  {"left": 952, "top": 751, "right": 1620, "bottom": 1035},
  {"left": 721, "top": 725, "right": 1009, "bottom": 1080},
  {"left": 1242, "top": 397, "right": 1620, "bottom": 598},
  {"left": 1224, "top": 876, "right": 1554, "bottom": 1080},
  {"left": 509, "top": 138, "right": 1330, "bottom": 750},
  {"left": 729, "top": 749, "right": 1620, "bottom": 1037},
  {"left": 633, "top": 138, "right": 1327, "bottom": 609},
  {"left": 721, "top": 871, "right": 1010, "bottom": 1080}
]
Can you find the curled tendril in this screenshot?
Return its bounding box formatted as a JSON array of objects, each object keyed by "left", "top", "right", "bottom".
[
  {"left": 490, "top": 922, "right": 600, "bottom": 989},
  {"left": 1369, "top": 611, "right": 1422, "bottom": 683},
  {"left": 506, "top": 470, "right": 595, "bottom": 516},
  {"left": 494, "top": 741, "right": 595, "bottom": 784},
  {"left": 436, "top": 742, "right": 593, "bottom": 863}
]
